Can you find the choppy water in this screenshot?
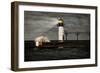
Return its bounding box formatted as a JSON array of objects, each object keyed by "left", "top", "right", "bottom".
[{"left": 25, "top": 47, "right": 90, "bottom": 61}]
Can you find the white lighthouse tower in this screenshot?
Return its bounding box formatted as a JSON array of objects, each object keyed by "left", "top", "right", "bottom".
[{"left": 58, "top": 18, "right": 64, "bottom": 43}]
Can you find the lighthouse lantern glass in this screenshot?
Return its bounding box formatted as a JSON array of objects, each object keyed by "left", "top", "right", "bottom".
[{"left": 58, "top": 20, "right": 63, "bottom": 24}]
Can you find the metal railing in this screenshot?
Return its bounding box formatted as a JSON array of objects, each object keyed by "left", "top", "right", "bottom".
[{"left": 64, "top": 32, "right": 90, "bottom": 40}]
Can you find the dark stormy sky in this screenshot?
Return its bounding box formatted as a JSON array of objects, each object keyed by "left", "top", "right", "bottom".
[{"left": 24, "top": 11, "right": 90, "bottom": 40}]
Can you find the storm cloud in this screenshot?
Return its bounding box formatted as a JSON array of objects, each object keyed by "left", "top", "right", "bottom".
[{"left": 24, "top": 11, "right": 90, "bottom": 40}]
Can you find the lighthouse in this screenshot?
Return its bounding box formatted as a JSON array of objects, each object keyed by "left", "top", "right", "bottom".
[{"left": 58, "top": 18, "right": 64, "bottom": 43}]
